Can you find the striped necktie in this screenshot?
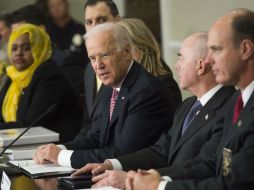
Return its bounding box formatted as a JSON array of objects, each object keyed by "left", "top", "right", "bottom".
[
  {"left": 182, "top": 100, "right": 202, "bottom": 135},
  {"left": 109, "top": 88, "right": 118, "bottom": 122}
]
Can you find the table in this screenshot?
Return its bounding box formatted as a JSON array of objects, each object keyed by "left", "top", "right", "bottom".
[{"left": 8, "top": 175, "right": 69, "bottom": 190}]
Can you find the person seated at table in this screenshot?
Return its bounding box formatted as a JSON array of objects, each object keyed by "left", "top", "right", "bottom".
[
  {"left": 0, "top": 23, "right": 82, "bottom": 143},
  {"left": 33, "top": 22, "right": 177, "bottom": 169},
  {"left": 65, "top": 17, "right": 182, "bottom": 149}
]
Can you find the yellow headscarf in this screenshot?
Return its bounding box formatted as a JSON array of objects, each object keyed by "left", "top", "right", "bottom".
[{"left": 2, "top": 23, "right": 52, "bottom": 122}]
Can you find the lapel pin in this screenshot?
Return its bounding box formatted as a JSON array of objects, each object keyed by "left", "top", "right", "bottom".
[
  {"left": 237, "top": 120, "right": 242, "bottom": 127},
  {"left": 121, "top": 97, "right": 125, "bottom": 100},
  {"left": 205, "top": 114, "right": 209, "bottom": 120}
]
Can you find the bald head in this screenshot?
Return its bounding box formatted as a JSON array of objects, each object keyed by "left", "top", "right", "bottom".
[
  {"left": 206, "top": 8, "right": 254, "bottom": 89},
  {"left": 213, "top": 8, "right": 254, "bottom": 47},
  {"left": 176, "top": 32, "right": 216, "bottom": 96}
]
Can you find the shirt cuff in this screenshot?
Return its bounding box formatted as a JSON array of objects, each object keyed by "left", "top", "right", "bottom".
[
  {"left": 57, "top": 144, "right": 67, "bottom": 150},
  {"left": 107, "top": 159, "right": 123, "bottom": 170},
  {"left": 157, "top": 181, "right": 169, "bottom": 190},
  {"left": 157, "top": 176, "right": 172, "bottom": 190},
  {"left": 58, "top": 149, "right": 73, "bottom": 167},
  {"left": 161, "top": 176, "right": 172, "bottom": 182}
]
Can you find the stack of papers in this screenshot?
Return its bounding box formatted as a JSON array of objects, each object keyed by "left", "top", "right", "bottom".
[
  {"left": 0, "top": 127, "right": 59, "bottom": 147},
  {"left": 8, "top": 160, "right": 75, "bottom": 178},
  {"left": 5, "top": 144, "right": 42, "bottom": 160}
]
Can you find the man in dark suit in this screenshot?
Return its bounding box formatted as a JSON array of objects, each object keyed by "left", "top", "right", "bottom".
[
  {"left": 71, "top": 32, "right": 235, "bottom": 189},
  {"left": 66, "top": 0, "right": 182, "bottom": 148},
  {"left": 33, "top": 22, "right": 176, "bottom": 169},
  {"left": 124, "top": 8, "right": 254, "bottom": 190}
]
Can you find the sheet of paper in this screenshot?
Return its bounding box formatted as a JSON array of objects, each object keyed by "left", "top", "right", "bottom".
[
  {"left": 1, "top": 171, "right": 11, "bottom": 190},
  {"left": 9, "top": 160, "right": 75, "bottom": 174}
]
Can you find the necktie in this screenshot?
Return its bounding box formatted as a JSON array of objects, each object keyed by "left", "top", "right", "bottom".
[
  {"left": 109, "top": 88, "right": 118, "bottom": 122},
  {"left": 182, "top": 100, "right": 203, "bottom": 135},
  {"left": 233, "top": 93, "right": 243, "bottom": 124}
]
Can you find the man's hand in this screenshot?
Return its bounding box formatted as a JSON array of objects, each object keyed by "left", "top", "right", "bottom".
[
  {"left": 92, "top": 170, "right": 127, "bottom": 189},
  {"left": 33, "top": 144, "right": 61, "bottom": 164},
  {"left": 72, "top": 160, "right": 113, "bottom": 176},
  {"left": 126, "top": 169, "right": 161, "bottom": 190}
]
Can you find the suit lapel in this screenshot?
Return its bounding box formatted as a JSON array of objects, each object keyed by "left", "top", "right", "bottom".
[
  {"left": 100, "top": 62, "right": 139, "bottom": 145},
  {"left": 168, "top": 86, "right": 234, "bottom": 163},
  {"left": 99, "top": 87, "right": 111, "bottom": 146},
  {"left": 222, "top": 91, "right": 254, "bottom": 147},
  {"left": 216, "top": 91, "right": 254, "bottom": 175},
  {"left": 169, "top": 97, "right": 196, "bottom": 154},
  {"left": 109, "top": 88, "right": 128, "bottom": 125},
  {"left": 109, "top": 62, "right": 138, "bottom": 125}
]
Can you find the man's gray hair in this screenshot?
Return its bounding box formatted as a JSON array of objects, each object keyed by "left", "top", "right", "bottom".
[
  {"left": 83, "top": 22, "right": 133, "bottom": 52},
  {"left": 191, "top": 32, "right": 208, "bottom": 59}
]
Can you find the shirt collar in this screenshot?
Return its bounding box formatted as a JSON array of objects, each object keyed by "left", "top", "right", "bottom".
[
  {"left": 241, "top": 80, "right": 254, "bottom": 107},
  {"left": 198, "top": 84, "right": 223, "bottom": 106}
]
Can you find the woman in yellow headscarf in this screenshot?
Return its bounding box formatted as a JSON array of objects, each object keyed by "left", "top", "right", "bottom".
[{"left": 0, "top": 23, "right": 82, "bottom": 143}]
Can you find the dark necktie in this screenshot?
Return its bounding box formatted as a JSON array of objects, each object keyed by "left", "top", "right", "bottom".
[
  {"left": 233, "top": 93, "right": 243, "bottom": 124},
  {"left": 182, "top": 100, "right": 202, "bottom": 135},
  {"left": 109, "top": 88, "right": 118, "bottom": 122}
]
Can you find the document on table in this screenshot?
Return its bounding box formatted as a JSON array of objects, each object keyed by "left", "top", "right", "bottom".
[{"left": 8, "top": 160, "right": 76, "bottom": 178}]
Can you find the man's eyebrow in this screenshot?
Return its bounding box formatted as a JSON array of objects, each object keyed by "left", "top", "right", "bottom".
[{"left": 96, "top": 16, "right": 107, "bottom": 19}]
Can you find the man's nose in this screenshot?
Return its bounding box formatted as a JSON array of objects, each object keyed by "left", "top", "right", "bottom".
[
  {"left": 95, "top": 57, "right": 104, "bottom": 69},
  {"left": 204, "top": 54, "right": 213, "bottom": 65}
]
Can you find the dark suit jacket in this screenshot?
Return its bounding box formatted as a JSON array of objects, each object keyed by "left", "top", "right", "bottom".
[
  {"left": 65, "top": 63, "right": 182, "bottom": 150},
  {"left": 165, "top": 90, "right": 254, "bottom": 190},
  {"left": 118, "top": 86, "right": 235, "bottom": 180},
  {"left": 0, "top": 60, "right": 82, "bottom": 143},
  {"left": 70, "top": 62, "right": 179, "bottom": 168}
]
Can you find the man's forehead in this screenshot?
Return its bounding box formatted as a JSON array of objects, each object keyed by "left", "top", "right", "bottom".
[{"left": 85, "top": 2, "right": 112, "bottom": 18}]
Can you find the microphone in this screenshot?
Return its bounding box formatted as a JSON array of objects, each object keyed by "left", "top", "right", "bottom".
[{"left": 0, "top": 104, "right": 56, "bottom": 158}]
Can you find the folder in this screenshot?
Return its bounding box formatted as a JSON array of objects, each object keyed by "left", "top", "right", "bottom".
[
  {"left": 8, "top": 160, "right": 76, "bottom": 178},
  {"left": 0, "top": 127, "right": 59, "bottom": 147}
]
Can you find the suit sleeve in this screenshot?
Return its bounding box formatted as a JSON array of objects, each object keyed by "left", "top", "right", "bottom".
[{"left": 118, "top": 132, "right": 171, "bottom": 171}]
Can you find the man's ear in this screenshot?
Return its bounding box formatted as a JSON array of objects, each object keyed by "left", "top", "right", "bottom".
[
  {"left": 124, "top": 44, "right": 133, "bottom": 60},
  {"left": 241, "top": 39, "right": 254, "bottom": 61},
  {"left": 196, "top": 59, "right": 206, "bottom": 76}
]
